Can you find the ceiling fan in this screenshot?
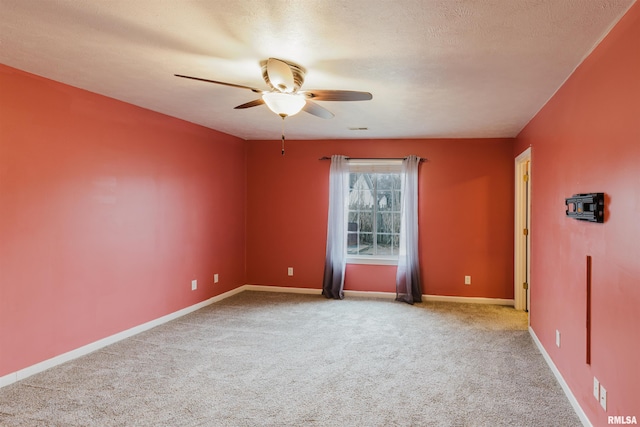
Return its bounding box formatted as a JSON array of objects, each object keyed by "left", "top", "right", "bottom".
[{"left": 175, "top": 58, "right": 373, "bottom": 119}]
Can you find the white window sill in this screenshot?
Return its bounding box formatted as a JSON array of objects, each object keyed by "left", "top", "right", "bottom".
[{"left": 346, "top": 256, "right": 398, "bottom": 266}]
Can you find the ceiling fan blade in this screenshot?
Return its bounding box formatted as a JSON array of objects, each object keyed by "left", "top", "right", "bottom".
[
  {"left": 266, "top": 58, "right": 295, "bottom": 93},
  {"left": 174, "top": 74, "right": 263, "bottom": 93},
  {"left": 234, "top": 99, "right": 265, "bottom": 109},
  {"left": 303, "top": 100, "right": 334, "bottom": 119},
  {"left": 302, "top": 90, "right": 373, "bottom": 101}
]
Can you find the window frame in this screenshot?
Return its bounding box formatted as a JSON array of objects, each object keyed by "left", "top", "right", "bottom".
[{"left": 345, "top": 159, "right": 403, "bottom": 266}]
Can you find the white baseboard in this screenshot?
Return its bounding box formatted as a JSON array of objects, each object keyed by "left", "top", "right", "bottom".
[
  {"left": 245, "top": 285, "right": 514, "bottom": 306},
  {"left": 241, "top": 284, "right": 321, "bottom": 295},
  {"left": 344, "top": 290, "right": 396, "bottom": 299},
  {"left": 0, "top": 286, "right": 246, "bottom": 389},
  {"left": 528, "top": 326, "right": 592, "bottom": 427},
  {"left": 243, "top": 285, "right": 394, "bottom": 300},
  {"left": 423, "top": 294, "right": 514, "bottom": 306},
  {"left": 1, "top": 284, "right": 514, "bottom": 389}
]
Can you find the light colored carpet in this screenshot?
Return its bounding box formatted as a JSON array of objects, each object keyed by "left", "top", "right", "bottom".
[{"left": 0, "top": 291, "right": 581, "bottom": 426}]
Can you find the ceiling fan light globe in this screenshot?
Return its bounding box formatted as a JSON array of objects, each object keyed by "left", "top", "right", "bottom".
[{"left": 262, "top": 92, "right": 306, "bottom": 117}]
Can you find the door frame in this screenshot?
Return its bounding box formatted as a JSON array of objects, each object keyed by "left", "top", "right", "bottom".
[{"left": 514, "top": 147, "right": 531, "bottom": 313}]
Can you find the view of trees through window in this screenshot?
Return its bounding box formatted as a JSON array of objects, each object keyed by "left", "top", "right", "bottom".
[{"left": 347, "top": 172, "right": 402, "bottom": 256}]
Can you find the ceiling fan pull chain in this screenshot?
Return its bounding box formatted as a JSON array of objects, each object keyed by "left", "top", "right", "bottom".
[{"left": 281, "top": 116, "right": 286, "bottom": 156}]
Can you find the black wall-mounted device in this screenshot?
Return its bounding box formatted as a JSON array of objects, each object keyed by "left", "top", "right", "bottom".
[{"left": 565, "top": 193, "right": 604, "bottom": 223}]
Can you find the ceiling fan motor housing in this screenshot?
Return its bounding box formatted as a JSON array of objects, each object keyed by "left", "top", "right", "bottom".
[{"left": 261, "top": 58, "right": 306, "bottom": 92}]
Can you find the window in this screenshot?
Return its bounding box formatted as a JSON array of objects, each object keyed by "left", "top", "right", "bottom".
[{"left": 346, "top": 160, "right": 403, "bottom": 264}]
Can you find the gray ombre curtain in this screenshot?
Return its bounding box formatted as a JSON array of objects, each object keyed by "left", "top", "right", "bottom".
[
  {"left": 322, "top": 155, "right": 349, "bottom": 299},
  {"left": 396, "top": 155, "right": 422, "bottom": 304}
]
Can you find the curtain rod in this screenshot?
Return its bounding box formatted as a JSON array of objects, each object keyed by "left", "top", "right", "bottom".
[{"left": 319, "top": 156, "right": 426, "bottom": 162}]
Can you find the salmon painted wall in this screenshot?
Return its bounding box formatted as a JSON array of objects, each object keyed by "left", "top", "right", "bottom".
[
  {"left": 0, "top": 65, "right": 246, "bottom": 377},
  {"left": 246, "top": 138, "right": 514, "bottom": 299},
  {"left": 514, "top": 3, "right": 640, "bottom": 423}
]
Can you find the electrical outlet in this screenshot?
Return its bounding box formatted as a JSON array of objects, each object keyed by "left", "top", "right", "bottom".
[
  {"left": 287, "top": 267, "right": 294, "bottom": 276},
  {"left": 593, "top": 377, "right": 600, "bottom": 401},
  {"left": 556, "top": 330, "right": 561, "bottom": 347},
  {"left": 600, "top": 384, "right": 607, "bottom": 410},
  {"left": 214, "top": 274, "right": 219, "bottom": 283},
  {"left": 191, "top": 279, "right": 197, "bottom": 291},
  {"left": 464, "top": 275, "right": 471, "bottom": 285}
]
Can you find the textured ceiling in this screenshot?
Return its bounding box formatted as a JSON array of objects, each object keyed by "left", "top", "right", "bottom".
[{"left": 0, "top": 0, "right": 635, "bottom": 140}]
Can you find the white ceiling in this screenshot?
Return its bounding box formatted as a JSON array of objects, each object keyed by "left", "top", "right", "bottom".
[{"left": 0, "top": 0, "right": 635, "bottom": 140}]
